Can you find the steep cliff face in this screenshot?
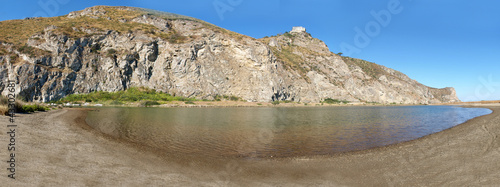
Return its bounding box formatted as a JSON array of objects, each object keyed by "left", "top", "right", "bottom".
[{"left": 0, "top": 6, "right": 460, "bottom": 104}]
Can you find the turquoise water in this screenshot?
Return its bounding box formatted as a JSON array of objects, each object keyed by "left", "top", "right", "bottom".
[{"left": 86, "top": 106, "right": 492, "bottom": 158}]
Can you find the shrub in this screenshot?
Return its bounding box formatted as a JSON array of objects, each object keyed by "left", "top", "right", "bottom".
[
  {"left": 90, "top": 44, "right": 101, "bottom": 53},
  {"left": 229, "top": 96, "right": 240, "bottom": 101},
  {"left": 185, "top": 101, "right": 195, "bottom": 105},
  {"left": 106, "top": 48, "right": 117, "bottom": 58},
  {"left": 322, "top": 98, "right": 349, "bottom": 104},
  {"left": 0, "top": 105, "right": 9, "bottom": 115},
  {"left": 9, "top": 55, "right": 18, "bottom": 63},
  {"left": 0, "top": 95, "right": 31, "bottom": 115},
  {"left": 283, "top": 32, "right": 293, "bottom": 38},
  {"left": 0, "top": 48, "right": 7, "bottom": 56},
  {"left": 37, "top": 105, "right": 47, "bottom": 111},
  {"left": 272, "top": 101, "right": 280, "bottom": 105},
  {"left": 166, "top": 31, "right": 187, "bottom": 44},
  {"left": 17, "top": 45, "right": 36, "bottom": 57},
  {"left": 142, "top": 100, "right": 160, "bottom": 107},
  {"left": 214, "top": 95, "right": 223, "bottom": 101},
  {"left": 20, "top": 104, "right": 47, "bottom": 113}
]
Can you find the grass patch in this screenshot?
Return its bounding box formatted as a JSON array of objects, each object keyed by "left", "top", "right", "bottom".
[
  {"left": 342, "top": 56, "right": 387, "bottom": 79},
  {"left": 16, "top": 44, "right": 51, "bottom": 57},
  {"left": 184, "top": 101, "right": 195, "bottom": 105},
  {"left": 0, "top": 95, "right": 47, "bottom": 114},
  {"left": 270, "top": 46, "right": 311, "bottom": 82},
  {"left": 156, "top": 30, "right": 187, "bottom": 44},
  {"left": 0, "top": 96, "right": 48, "bottom": 114},
  {"left": 52, "top": 87, "right": 197, "bottom": 103}
]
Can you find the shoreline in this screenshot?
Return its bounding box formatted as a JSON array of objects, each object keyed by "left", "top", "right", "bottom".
[
  {"left": 325, "top": 104, "right": 496, "bottom": 157},
  {"left": 61, "top": 99, "right": 499, "bottom": 109},
  {"left": 3, "top": 104, "right": 500, "bottom": 186}
]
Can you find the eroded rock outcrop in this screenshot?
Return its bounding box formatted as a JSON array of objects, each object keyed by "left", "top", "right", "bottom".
[{"left": 0, "top": 6, "right": 460, "bottom": 104}]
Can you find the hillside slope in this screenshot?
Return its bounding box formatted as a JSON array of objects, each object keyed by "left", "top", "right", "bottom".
[{"left": 0, "top": 6, "right": 459, "bottom": 104}]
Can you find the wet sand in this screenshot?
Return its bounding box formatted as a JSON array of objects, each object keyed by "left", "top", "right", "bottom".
[{"left": 2, "top": 105, "right": 500, "bottom": 186}]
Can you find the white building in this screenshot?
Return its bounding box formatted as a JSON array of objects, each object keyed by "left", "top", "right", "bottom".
[{"left": 290, "top": 26, "right": 306, "bottom": 33}]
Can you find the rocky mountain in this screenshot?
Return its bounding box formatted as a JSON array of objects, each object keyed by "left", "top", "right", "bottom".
[{"left": 0, "top": 6, "right": 460, "bottom": 104}]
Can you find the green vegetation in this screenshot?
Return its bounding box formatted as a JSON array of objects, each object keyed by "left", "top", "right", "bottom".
[
  {"left": 52, "top": 87, "right": 197, "bottom": 104},
  {"left": 271, "top": 100, "right": 296, "bottom": 105},
  {"left": 213, "top": 95, "right": 242, "bottom": 101},
  {"left": 0, "top": 5, "right": 251, "bottom": 62},
  {"left": 0, "top": 6, "right": 192, "bottom": 53},
  {"left": 322, "top": 98, "right": 350, "bottom": 104},
  {"left": 270, "top": 46, "right": 309, "bottom": 80},
  {"left": 90, "top": 43, "right": 101, "bottom": 53},
  {"left": 157, "top": 30, "right": 187, "bottom": 44},
  {"left": 283, "top": 32, "right": 294, "bottom": 38},
  {"left": 51, "top": 88, "right": 248, "bottom": 106},
  {"left": 106, "top": 48, "right": 117, "bottom": 58},
  {"left": 141, "top": 100, "right": 160, "bottom": 107},
  {"left": 17, "top": 44, "right": 51, "bottom": 57},
  {"left": 184, "top": 101, "right": 195, "bottom": 105},
  {"left": 0, "top": 48, "right": 7, "bottom": 56},
  {"left": 9, "top": 55, "right": 18, "bottom": 63},
  {"left": 20, "top": 104, "right": 48, "bottom": 113},
  {"left": 0, "top": 95, "right": 49, "bottom": 115},
  {"left": 267, "top": 43, "right": 327, "bottom": 82},
  {"left": 342, "top": 56, "right": 387, "bottom": 79},
  {"left": 109, "top": 100, "right": 124, "bottom": 105}
]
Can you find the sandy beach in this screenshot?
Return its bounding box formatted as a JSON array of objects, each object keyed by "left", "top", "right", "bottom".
[{"left": 2, "top": 105, "right": 500, "bottom": 186}]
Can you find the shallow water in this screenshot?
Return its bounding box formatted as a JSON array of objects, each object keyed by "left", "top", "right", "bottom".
[{"left": 86, "top": 105, "right": 491, "bottom": 159}]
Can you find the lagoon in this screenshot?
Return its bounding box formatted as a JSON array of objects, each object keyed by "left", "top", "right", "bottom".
[{"left": 85, "top": 105, "right": 491, "bottom": 159}]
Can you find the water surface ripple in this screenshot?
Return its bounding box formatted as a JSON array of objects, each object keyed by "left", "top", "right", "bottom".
[{"left": 86, "top": 106, "right": 492, "bottom": 158}]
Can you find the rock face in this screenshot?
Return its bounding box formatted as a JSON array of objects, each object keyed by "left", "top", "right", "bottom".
[{"left": 0, "top": 6, "right": 460, "bottom": 104}]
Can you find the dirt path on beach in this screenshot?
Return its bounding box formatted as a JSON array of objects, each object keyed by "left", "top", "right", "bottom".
[{"left": 1, "top": 106, "right": 499, "bottom": 186}]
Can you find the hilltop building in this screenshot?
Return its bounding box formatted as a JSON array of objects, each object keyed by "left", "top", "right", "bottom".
[{"left": 290, "top": 26, "right": 306, "bottom": 33}]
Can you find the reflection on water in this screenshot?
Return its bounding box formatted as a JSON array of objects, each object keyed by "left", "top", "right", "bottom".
[{"left": 86, "top": 106, "right": 491, "bottom": 159}]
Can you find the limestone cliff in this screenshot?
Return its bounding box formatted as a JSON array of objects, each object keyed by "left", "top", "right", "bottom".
[{"left": 0, "top": 6, "right": 460, "bottom": 104}]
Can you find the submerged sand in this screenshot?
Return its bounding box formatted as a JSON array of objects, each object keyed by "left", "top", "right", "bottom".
[{"left": 1, "top": 105, "right": 499, "bottom": 186}]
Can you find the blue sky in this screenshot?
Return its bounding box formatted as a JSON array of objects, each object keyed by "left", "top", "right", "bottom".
[{"left": 1, "top": 0, "right": 499, "bottom": 101}]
